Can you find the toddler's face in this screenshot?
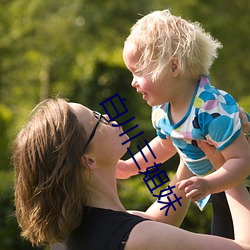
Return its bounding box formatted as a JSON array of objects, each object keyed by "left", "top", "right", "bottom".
[{"left": 123, "top": 43, "right": 172, "bottom": 106}]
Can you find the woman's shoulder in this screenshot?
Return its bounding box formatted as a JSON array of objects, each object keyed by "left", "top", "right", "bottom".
[{"left": 66, "top": 207, "right": 148, "bottom": 250}]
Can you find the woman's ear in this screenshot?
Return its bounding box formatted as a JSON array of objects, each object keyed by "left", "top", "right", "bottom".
[
  {"left": 170, "top": 57, "right": 180, "bottom": 77},
  {"left": 82, "top": 155, "right": 97, "bottom": 169}
]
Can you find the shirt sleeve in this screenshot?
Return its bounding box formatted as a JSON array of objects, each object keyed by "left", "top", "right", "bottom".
[
  {"left": 197, "top": 90, "right": 241, "bottom": 150},
  {"left": 151, "top": 105, "right": 169, "bottom": 140}
]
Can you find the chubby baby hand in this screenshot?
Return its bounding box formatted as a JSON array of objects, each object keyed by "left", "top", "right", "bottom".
[
  {"left": 176, "top": 176, "right": 211, "bottom": 202},
  {"left": 116, "top": 159, "right": 134, "bottom": 179}
]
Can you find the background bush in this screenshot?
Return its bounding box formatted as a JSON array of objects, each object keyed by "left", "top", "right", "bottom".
[{"left": 0, "top": 0, "right": 248, "bottom": 248}]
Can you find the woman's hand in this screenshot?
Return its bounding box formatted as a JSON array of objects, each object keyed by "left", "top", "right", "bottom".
[{"left": 239, "top": 107, "right": 250, "bottom": 141}]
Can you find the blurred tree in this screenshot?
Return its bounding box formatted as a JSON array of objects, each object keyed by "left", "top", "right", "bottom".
[
  {"left": 0, "top": 0, "right": 249, "bottom": 248},
  {"left": 185, "top": 0, "right": 250, "bottom": 100},
  {"left": 0, "top": 105, "right": 12, "bottom": 169}
]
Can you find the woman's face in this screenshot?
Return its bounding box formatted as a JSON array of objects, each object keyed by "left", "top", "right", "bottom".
[{"left": 68, "top": 103, "right": 129, "bottom": 162}]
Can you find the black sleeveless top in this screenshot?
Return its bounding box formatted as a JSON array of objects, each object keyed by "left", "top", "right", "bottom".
[{"left": 65, "top": 206, "right": 148, "bottom": 250}]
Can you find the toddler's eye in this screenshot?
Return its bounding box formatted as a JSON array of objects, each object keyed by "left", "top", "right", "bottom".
[{"left": 134, "top": 71, "right": 142, "bottom": 77}]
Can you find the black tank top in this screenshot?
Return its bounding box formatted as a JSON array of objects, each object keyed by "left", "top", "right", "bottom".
[{"left": 66, "top": 206, "right": 148, "bottom": 250}]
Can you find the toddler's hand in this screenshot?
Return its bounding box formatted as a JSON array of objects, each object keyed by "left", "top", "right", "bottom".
[
  {"left": 176, "top": 176, "right": 211, "bottom": 202},
  {"left": 116, "top": 160, "right": 133, "bottom": 179}
]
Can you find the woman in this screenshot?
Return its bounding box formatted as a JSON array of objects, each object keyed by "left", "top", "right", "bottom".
[{"left": 13, "top": 98, "right": 250, "bottom": 249}]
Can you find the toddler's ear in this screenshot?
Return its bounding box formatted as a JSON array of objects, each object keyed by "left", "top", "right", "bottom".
[
  {"left": 171, "top": 62, "right": 178, "bottom": 72},
  {"left": 171, "top": 57, "right": 180, "bottom": 76}
]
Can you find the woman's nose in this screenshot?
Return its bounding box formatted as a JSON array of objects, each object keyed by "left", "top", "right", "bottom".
[
  {"left": 103, "top": 114, "right": 118, "bottom": 126},
  {"left": 103, "top": 114, "right": 112, "bottom": 123}
]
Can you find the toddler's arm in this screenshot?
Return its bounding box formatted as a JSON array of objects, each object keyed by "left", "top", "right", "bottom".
[
  {"left": 178, "top": 132, "right": 250, "bottom": 201},
  {"left": 116, "top": 136, "right": 177, "bottom": 179}
]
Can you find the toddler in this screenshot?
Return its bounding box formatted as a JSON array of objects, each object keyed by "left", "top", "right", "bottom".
[{"left": 120, "top": 9, "right": 250, "bottom": 238}]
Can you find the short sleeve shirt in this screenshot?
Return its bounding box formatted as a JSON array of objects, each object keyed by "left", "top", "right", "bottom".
[
  {"left": 66, "top": 206, "right": 148, "bottom": 250},
  {"left": 152, "top": 75, "right": 241, "bottom": 176}
]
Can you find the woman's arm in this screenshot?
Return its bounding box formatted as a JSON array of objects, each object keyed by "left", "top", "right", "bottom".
[
  {"left": 225, "top": 184, "right": 250, "bottom": 244},
  {"left": 125, "top": 184, "right": 250, "bottom": 250}
]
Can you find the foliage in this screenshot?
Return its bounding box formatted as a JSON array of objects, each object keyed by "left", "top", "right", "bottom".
[
  {"left": 186, "top": 0, "right": 250, "bottom": 101},
  {"left": 1, "top": 0, "right": 249, "bottom": 170},
  {"left": 239, "top": 95, "right": 250, "bottom": 112},
  {"left": 0, "top": 104, "right": 13, "bottom": 170},
  {"left": 0, "top": 0, "right": 249, "bottom": 248}
]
